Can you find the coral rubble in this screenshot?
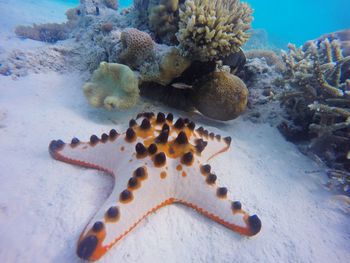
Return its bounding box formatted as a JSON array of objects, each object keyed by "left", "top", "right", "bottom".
[
  {"left": 279, "top": 38, "right": 350, "bottom": 193},
  {"left": 83, "top": 62, "right": 139, "bottom": 110},
  {"left": 177, "top": 0, "right": 253, "bottom": 61}
]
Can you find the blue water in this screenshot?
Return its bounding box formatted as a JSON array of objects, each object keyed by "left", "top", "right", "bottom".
[{"left": 118, "top": 0, "right": 350, "bottom": 47}]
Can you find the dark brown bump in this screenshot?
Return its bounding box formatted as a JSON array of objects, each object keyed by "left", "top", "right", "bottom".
[
  {"left": 200, "top": 164, "right": 211, "bottom": 174},
  {"left": 184, "top": 118, "right": 190, "bottom": 124},
  {"left": 109, "top": 129, "right": 118, "bottom": 139},
  {"left": 215, "top": 134, "right": 221, "bottom": 140},
  {"left": 90, "top": 135, "right": 99, "bottom": 145},
  {"left": 92, "top": 221, "right": 104, "bottom": 232},
  {"left": 136, "top": 113, "right": 143, "bottom": 119},
  {"left": 140, "top": 118, "right": 151, "bottom": 130},
  {"left": 197, "top": 126, "right": 204, "bottom": 134},
  {"left": 156, "top": 129, "right": 169, "bottom": 144},
  {"left": 101, "top": 133, "right": 109, "bottom": 142},
  {"left": 187, "top": 121, "right": 195, "bottom": 130},
  {"left": 148, "top": 143, "right": 157, "bottom": 154},
  {"left": 71, "top": 137, "right": 80, "bottom": 145},
  {"left": 206, "top": 173, "right": 217, "bottom": 184},
  {"left": 156, "top": 112, "right": 166, "bottom": 123},
  {"left": 224, "top": 136, "right": 232, "bottom": 145},
  {"left": 195, "top": 139, "right": 208, "bottom": 153},
  {"left": 135, "top": 143, "right": 147, "bottom": 156},
  {"left": 232, "top": 201, "right": 242, "bottom": 211},
  {"left": 120, "top": 189, "right": 133, "bottom": 202},
  {"left": 106, "top": 206, "right": 119, "bottom": 219},
  {"left": 209, "top": 132, "right": 215, "bottom": 139},
  {"left": 154, "top": 152, "right": 166, "bottom": 166},
  {"left": 162, "top": 123, "right": 170, "bottom": 132},
  {"left": 166, "top": 113, "right": 173, "bottom": 122},
  {"left": 143, "top": 112, "right": 155, "bottom": 119},
  {"left": 181, "top": 152, "right": 194, "bottom": 165},
  {"left": 175, "top": 131, "right": 188, "bottom": 144},
  {"left": 174, "top": 118, "right": 185, "bottom": 129},
  {"left": 129, "top": 119, "right": 137, "bottom": 127},
  {"left": 77, "top": 235, "right": 98, "bottom": 260},
  {"left": 203, "top": 129, "right": 209, "bottom": 137},
  {"left": 125, "top": 128, "right": 136, "bottom": 141},
  {"left": 217, "top": 187, "right": 228, "bottom": 197},
  {"left": 248, "top": 215, "right": 262, "bottom": 235},
  {"left": 128, "top": 177, "right": 139, "bottom": 189},
  {"left": 134, "top": 166, "right": 147, "bottom": 179}
]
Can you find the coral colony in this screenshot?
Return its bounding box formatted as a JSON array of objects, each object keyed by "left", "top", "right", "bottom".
[{"left": 3, "top": 0, "right": 349, "bottom": 259}]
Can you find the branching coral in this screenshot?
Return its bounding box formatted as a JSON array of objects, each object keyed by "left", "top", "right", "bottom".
[
  {"left": 119, "top": 28, "right": 155, "bottom": 69},
  {"left": 15, "top": 23, "right": 69, "bottom": 43},
  {"left": 83, "top": 62, "right": 140, "bottom": 110},
  {"left": 279, "top": 38, "right": 350, "bottom": 193},
  {"left": 177, "top": 0, "right": 253, "bottom": 61}
]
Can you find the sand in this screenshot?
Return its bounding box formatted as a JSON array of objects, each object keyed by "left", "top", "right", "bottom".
[{"left": 0, "top": 1, "right": 349, "bottom": 263}]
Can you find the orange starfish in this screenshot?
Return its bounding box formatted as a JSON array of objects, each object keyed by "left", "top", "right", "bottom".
[{"left": 49, "top": 112, "right": 261, "bottom": 261}]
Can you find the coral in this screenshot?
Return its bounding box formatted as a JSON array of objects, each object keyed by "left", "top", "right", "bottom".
[
  {"left": 148, "top": 0, "right": 180, "bottom": 44},
  {"left": 191, "top": 70, "right": 249, "bottom": 120},
  {"left": 279, "top": 38, "right": 350, "bottom": 192},
  {"left": 177, "top": 0, "right": 253, "bottom": 61},
  {"left": 119, "top": 28, "right": 155, "bottom": 69},
  {"left": 104, "top": 0, "right": 118, "bottom": 10},
  {"left": 246, "top": 49, "right": 285, "bottom": 72},
  {"left": 83, "top": 62, "right": 140, "bottom": 110},
  {"left": 15, "top": 23, "right": 69, "bottom": 43},
  {"left": 65, "top": 7, "right": 81, "bottom": 21},
  {"left": 101, "top": 22, "right": 113, "bottom": 32},
  {"left": 140, "top": 46, "right": 191, "bottom": 85}
]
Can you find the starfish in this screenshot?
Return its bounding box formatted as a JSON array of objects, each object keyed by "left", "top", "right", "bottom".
[{"left": 49, "top": 112, "right": 261, "bottom": 261}]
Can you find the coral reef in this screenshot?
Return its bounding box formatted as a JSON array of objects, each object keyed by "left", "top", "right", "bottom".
[
  {"left": 246, "top": 49, "right": 285, "bottom": 72},
  {"left": 148, "top": 0, "right": 180, "bottom": 44},
  {"left": 15, "top": 23, "right": 69, "bottom": 43},
  {"left": 140, "top": 46, "right": 191, "bottom": 85},
  {"left": 279, "top": 38, "right": 350, "bottom": 193},
  {"left": 83, "top": 62, "right": 140, "bottom": 110},
  {"left": 177, "top": 0, "right": 253, "bottom": 61},
  {"left": 191, "top": 70, "right": 249, "bottom": 121},
  {"left": 119, "top": 28, "right": 155, "bottom": 69}
]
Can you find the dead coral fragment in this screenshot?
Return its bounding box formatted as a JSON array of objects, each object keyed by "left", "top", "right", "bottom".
[
  {"left": 119, "top": 28, "right": 155, "bottom": 69},
  {"left": 191, "top": 71, "right": 249, "bottom": 121},
  {"left": 177, "top": 0, "right": 253, "bottom": 61},
  {"left": 83, "top": 62, "right": 139, "bottom": 110},
  {"left": 15, "top": 23, "right": 69, "bottom": 43}
]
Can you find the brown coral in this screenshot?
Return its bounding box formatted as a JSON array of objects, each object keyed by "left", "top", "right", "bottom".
[
  {"left": 15, "top": 23, "right": 69, "bottom": 43},
  {"left": 177, "top": 0, "right": 253, "bottom": 61},
  {"left": 246, "top": 49, "right": 285, "bottom": 72},
  {"left": 119, "top": 28, "right": 155, "bottom": 69},
  {"left": 191, "top": 71, "right": 249, "bottom": 121}
]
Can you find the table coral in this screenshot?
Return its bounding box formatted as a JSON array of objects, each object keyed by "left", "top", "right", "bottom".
[
  {"left": 177, "top": 0, "right": 253, "bottom": 62},
  {"left": 191, "top": 70, "right": 249, "bottom": 121},
  {"left": 119, "top": 28, "right": 156, "bottom": 69},
  {"left": 83, "top": 62, "right": 140, "bottom": 110}
]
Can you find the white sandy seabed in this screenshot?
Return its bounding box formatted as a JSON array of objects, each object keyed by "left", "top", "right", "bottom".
[{"left": 0, "top": 1, "right": 350, "bottom": 263}]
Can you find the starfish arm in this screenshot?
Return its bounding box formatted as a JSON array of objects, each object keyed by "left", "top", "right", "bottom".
[
  {"left": 75, "top": 157, "right": 174, "bottom": 261},
  {"left": 174, "top": 162, "right": 262, "bottom": 237},
  {"left": 48, "top": 131, "right": 124, "bottom": 173}
]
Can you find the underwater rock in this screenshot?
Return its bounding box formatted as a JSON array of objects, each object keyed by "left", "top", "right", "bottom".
[
  {"left": 245, "top": 49, "right": 285, "bottom": 73},
  {"left": 83, "top": 62, "right": 139, "bottom": 110},
  {"left": 191, "top": 71, "right": 249, "bottom": 121},
  {"left": 177, "top": 0, "right": 253, "bottom": 62},
  {"left": 119, "top": 28, "right": 155, "bottom": 69}
]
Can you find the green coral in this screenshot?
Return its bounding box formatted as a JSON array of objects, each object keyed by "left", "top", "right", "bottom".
[
  {"left": 177, "top": 0, "right": 253, "bottom": 61},
  {"left": 83, "top": 62, "right": 140, "bottom": 110}
]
